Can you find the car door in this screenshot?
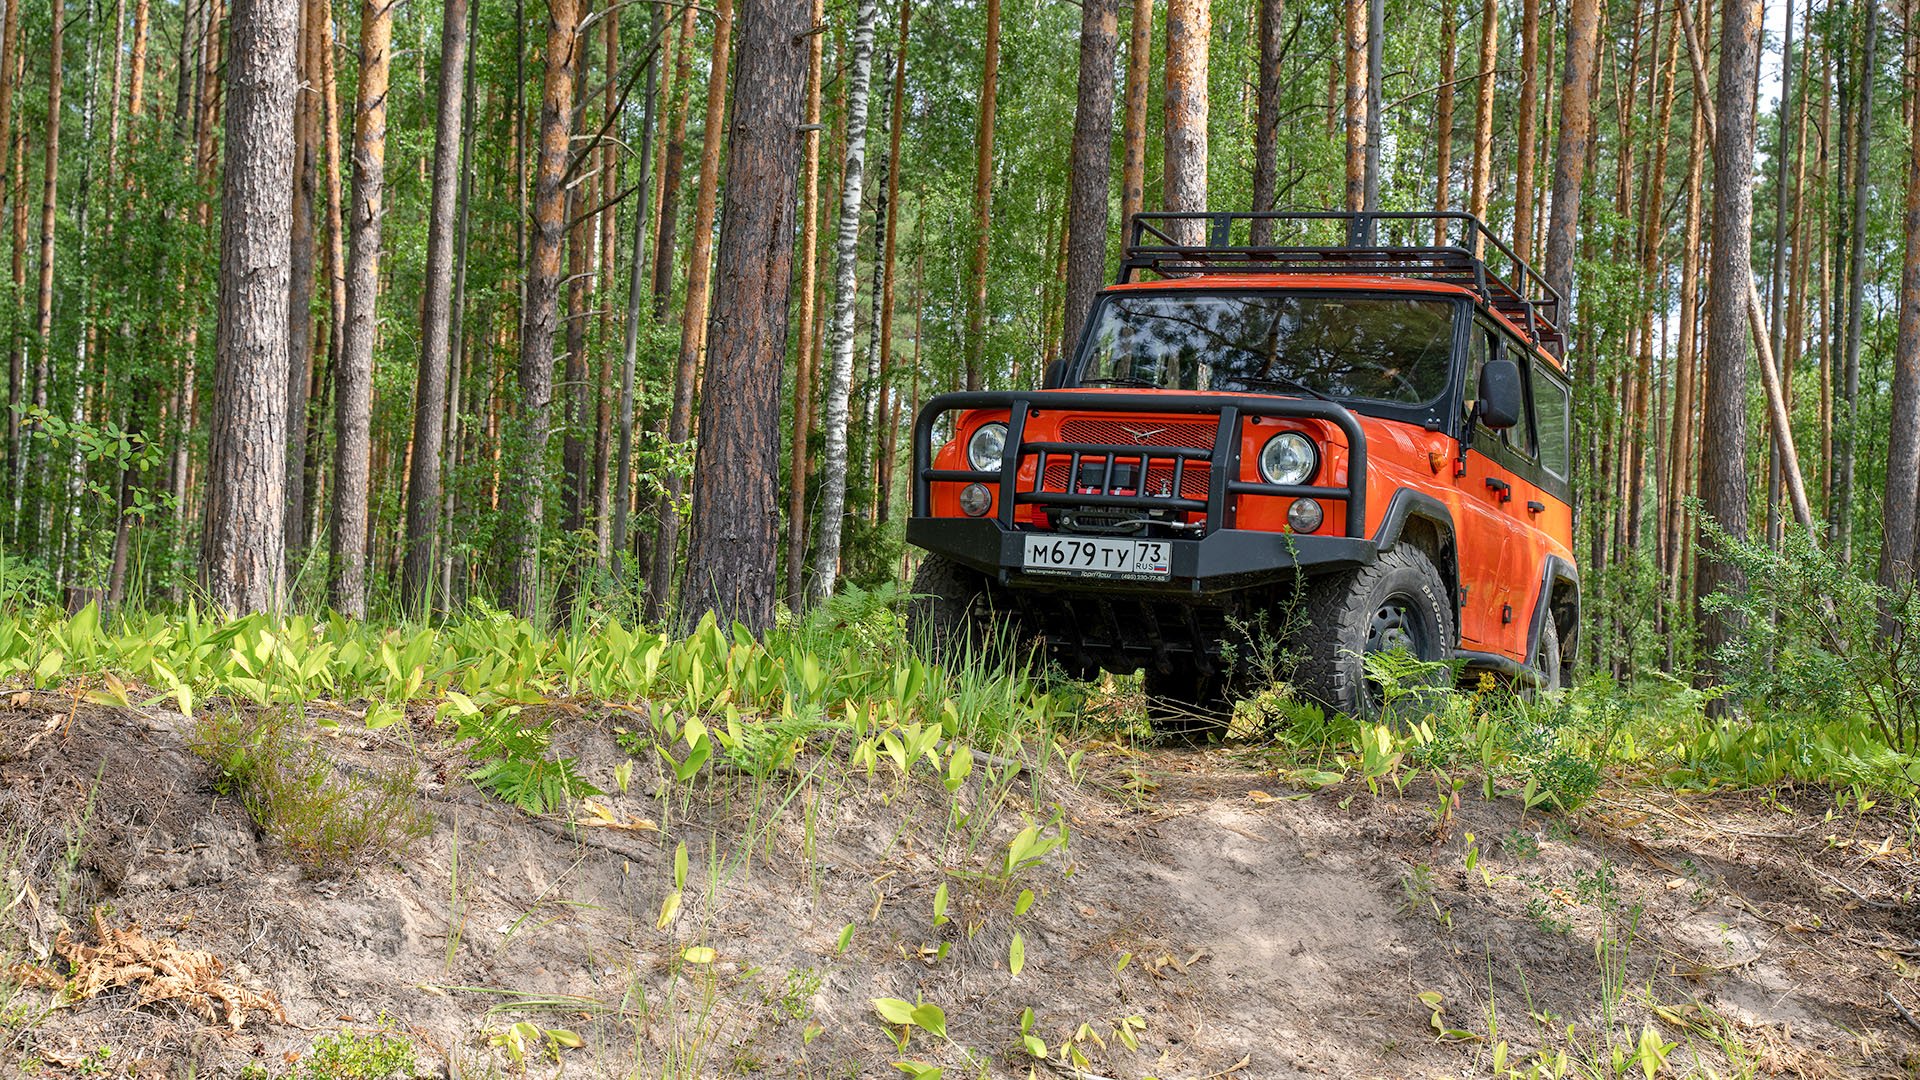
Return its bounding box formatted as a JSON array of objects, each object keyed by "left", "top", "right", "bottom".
[{"left": 1454, "top": 322, "right": 1527, "bottom": 650}]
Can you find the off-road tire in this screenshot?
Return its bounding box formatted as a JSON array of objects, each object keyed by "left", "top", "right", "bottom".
[
  {"left": 1296, "top": 545, "right": 1456, "bottom": 720},
  {"left": 906, "top": 555, "right": 1025, "bottom": 671},
  {"left": 1529, "top": 612, "right": 1563, "bottom": 694}
]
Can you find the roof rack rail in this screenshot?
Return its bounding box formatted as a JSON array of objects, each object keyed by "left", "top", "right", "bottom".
[{"left": 1120, "top": 211, "right": 1565, "bottom": 356}]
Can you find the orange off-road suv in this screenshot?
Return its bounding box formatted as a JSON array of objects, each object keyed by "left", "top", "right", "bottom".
[{"left": 905, "top": 212, "right": 1579, "bottom": 717}]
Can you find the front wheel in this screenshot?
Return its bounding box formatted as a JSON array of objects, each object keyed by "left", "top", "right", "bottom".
[
  {"left": 905, "top": 555, "right": 1027, "bottom": 671},
  {"left": 1296, "top": 546, "right": 1456, "bottom": 720},
  {"left": 1528, "top": 612, "right": 1563, "bottom": 695}
]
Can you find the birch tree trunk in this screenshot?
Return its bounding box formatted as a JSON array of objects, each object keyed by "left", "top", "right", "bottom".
[
  {"left": 645, "top": 0, "right": 733, "bottom": 620},
  {"left": 681, "top": 0, "right": 808, "bottom": 631},
  {"left": 807, "top": 0, "right": 879, "bottom": 606},
  {"left": 203, "top": 0, "right": 298, "bottom": 615},
  {"left": 782, "top": 0, "right": 826, "bottom": 609},
  {"left": 505, "top": 0, "right": 583, "bottom": 619},
  {"left": 1062, "top": 0, "right": 1117, "bottom": 353},
  {"left": 1696, "top": 0, "right": 1761, "bottom": 690},
  {"left": 403, "top": 0, "right": 472, "bottom": 612},
  {"left": 330, "top": 0, "right": 394, "bottom": 618}
]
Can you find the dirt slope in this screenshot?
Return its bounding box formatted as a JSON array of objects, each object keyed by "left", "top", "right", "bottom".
[{"left": 0, "top": 695, "right": 1911, "bottom": 1078}]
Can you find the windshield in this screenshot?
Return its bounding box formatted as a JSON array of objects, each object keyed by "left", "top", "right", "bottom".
[{"left": 1076, "top": 291, "right": 1458, "bottom": 405}]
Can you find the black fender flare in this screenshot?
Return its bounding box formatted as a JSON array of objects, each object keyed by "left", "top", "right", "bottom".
[
  {"left": 1371, "top": 489, "right": 1461, "bottom": 620},
  {"left": 1526, "top": 555, "right": 1581, "bottom": 667}
]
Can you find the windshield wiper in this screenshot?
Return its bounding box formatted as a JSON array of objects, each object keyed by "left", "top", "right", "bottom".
[
  {"left": 1233, "top": 374, "right": 1331, "bottom": 401},
  {"left": 1076, "top": 375, "right": 1158, "bottom": 389}
]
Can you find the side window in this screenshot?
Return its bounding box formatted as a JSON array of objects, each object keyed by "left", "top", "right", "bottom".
[
  {"left": 1464, "top": 324, "right": 1522, "bottom": 450},
  {"left": 1531, "top": 367, "right": 1571, "bottom": 480}
]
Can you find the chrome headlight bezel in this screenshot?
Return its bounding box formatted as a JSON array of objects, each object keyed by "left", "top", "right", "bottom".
[
  {"left": 1258, "top": 431, "right": 1319, "bottom": 487},
  {"left": 966, "top": 422, "right": 1009, "bottom": 471}
]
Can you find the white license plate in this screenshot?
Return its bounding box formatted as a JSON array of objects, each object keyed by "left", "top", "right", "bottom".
[{"left": 1021, "top": 536, "right": 1171, "bottom": 581}]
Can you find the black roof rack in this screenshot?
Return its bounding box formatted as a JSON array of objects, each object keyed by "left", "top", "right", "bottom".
[{"left": 1119, "top": 211, "right": 1565, "bottom": 358}]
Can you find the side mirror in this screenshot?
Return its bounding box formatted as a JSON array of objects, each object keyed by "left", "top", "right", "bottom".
[
  {"left": 1042, "top": 357, "right": 1068, "bottom": 390},
  {"left": 1475, "top": 357, "right": 1524, "bottom": 430}
]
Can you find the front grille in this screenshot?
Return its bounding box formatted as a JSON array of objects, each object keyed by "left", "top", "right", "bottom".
[
  {"left": 1041, "top": 417, "right": 1214, "bottom": 501},
  {"left": 1057, "top": 418, "right": 1214, "bottom": 449},
  {"left": 1041, "top": 459, "right": 1211, "bottom": 499}
]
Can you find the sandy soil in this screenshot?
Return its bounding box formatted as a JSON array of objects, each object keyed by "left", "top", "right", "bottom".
[{"left": 0, "top": 693, "right": 1913, "bottom": 1078}]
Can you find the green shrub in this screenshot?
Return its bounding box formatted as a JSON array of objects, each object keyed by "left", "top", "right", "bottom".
[
  {"left": 296, "top": 1018, "right": 419, "bottom": 1079},
  {"left": 188, "top": 710, "right": 430, "bottom": 871}
]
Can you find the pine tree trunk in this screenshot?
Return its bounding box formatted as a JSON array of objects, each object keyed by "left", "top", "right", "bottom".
[
  {"left": 203, "top": 0, "right": 298, "bottom": 615},
  {"left": 1119, "top": 0, "right": 1152, "bottom": 233},
  {"left": 613, "top": 0, "right": 664, "bottom": 570},
  {"left": 1696, "top": 0, "right": 1761, "bottom": 690},
  {"left": 1542, "top": 0, "right": 1599, "bottom": 301},
  {"left": 680, "top": 0, "right": 808, "bottom": 631},
  {"left": 1834, "top": 0, "right": 1876, "bottom": 564},
  {"left": 782, "top": 0, "right": 826, "bottom": 609},
  {"left": 1880, "top": 24, "right": 1920, "bottom": 592},
  {"left": 962, "top": 0, "right": 1002, "bottom": 391},
  {"left": 284, "top": 0, "right": 320, "bottom": 562},
  {"left": 1433, "top": 0, "right": 1455, "bottom": 244},
  {"left": 807, "top": 0, "right": 879, "bottom": 605},
  {"left": 650, "top": 1, "right": 698, "bottom": 316},
  {"left": 505, "top": 0, "right": 583, "bottom": 619},
  {"left": 1511, "top": 0, "right": 1540, "bottom": 260},
  {"left": 20, "top": 0, "right": 65, "bottom": 549},
  {"left": 645, "top": 0, "right": 733, "bottom": 620},
  {"left": 1663, "top": 90, "right": 1706, "bottom": 599},
  {"left": 330, "top": 0, "right": 394, "bottom": 619},
  {"left": 1342, "top": 0, "right": 1366, "bottom": 212},
  {"left": 1467, "top": 0, "right": 1497, "bottom": 235},
  {"left": 1249, "top": 0, "right": 1284, "bottom": 242},
  {"left": 403, "top": 0, "right": 472, "bottom": 611},
  {"left": 872, "top": 0, "right": 910, "bottom": 520},
  {"left": 1063, "top": 0, "right": 1117, "bottom": 354}
]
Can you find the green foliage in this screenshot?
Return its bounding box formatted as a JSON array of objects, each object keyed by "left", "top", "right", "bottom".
[
  {"left": 295, "top": 1019, "right": 419, "bottom": 1080},
  {"left": 457, "top": 710, "right": 602, "bottom": 814},
  {"left": 1702, "top": 522, "right": 1920, "bottom": 755},
  {"left": 187, "top": 710, "right": 430, "bottom": 872}
]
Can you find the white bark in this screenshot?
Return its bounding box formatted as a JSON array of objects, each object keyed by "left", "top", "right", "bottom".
[{"left": 808, "top": 0, "right": 880, "bottom": 604}]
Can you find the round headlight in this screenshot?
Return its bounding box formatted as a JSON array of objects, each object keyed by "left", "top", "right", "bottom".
[
  {"left": 967, "top": 422, "right": 1009, "bottom": 471},
  {"left": 1258, "top": 431, "right": 1318, "bottom": 486}
]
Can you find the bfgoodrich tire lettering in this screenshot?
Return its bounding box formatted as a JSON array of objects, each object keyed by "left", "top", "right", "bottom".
[{"left": 1296, "top": 545, "right": 1456, "bottom": 718}]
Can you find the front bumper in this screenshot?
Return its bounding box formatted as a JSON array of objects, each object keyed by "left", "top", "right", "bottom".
[{"left": 906, "top": 517, "right": 1375, "bottom": 596}]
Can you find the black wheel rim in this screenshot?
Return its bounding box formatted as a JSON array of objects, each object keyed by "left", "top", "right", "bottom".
[{"left": 1366, "top": 594, "right": 1430, "bottom": 659}]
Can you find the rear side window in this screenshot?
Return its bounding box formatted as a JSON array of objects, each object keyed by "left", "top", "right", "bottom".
[{"left": 1531, "top": 368, "right": 1571, "bottom": 480}]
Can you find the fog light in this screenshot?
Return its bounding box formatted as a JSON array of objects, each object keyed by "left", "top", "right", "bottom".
[
  {"left": 959, "top": 482, "right": 993, "bottom": 517},
  {"left": 1287, "top": 497, "right": 1324, "bottom": 533}
]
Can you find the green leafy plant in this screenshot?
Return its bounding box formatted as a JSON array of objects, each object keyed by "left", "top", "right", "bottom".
[
  {"left": 296, "top": 1017, "right": 419, "bottom": 1079},
  {"left": 457, "top": 709, "right": 601, "bottom": 814}
]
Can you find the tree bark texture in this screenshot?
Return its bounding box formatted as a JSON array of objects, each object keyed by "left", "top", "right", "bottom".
[
  {"left": 808, "top": 0, "right": 879, "bottom": 605},
  {"left": 1542, "top": 0, "right": 1599, "bottom": 302},
  {"left": 681, "top": 0, "right": 808, "bottom": 632},
  {"left": 783, "top": 0, "right": 827, "bottom": 609},
  {"left": 1342, "top": 0, "right": 1366, "bottom": 212},
  {"left": 1433, "top": 0, "right": 1455, "bottom": 243},
  {"left": 962, "top": 0, "right": 1002, "bottom": 392},
  {"left": 403, "top": 0, "right": 472, "bottom": 611},
  {"left": 1249, "top": 0, "right": 1284, "bottom": 243},
  {"left": 872, "top": 0, "right": 910, "bottom": 522},
  {"left": 284, "top": 0, "right": 321, "bottom": 561},
  {"left": 1468, "top": 0, "right": 1498, "bottom": 233},
  {"left": 1512, "top": 0, "right": 1540, "bottom": 260},
  {"left": 1880, "top": 23, "right": 1920, "bottom": 592},
  {"left": 506, "top": 0, "right": 582, "bottom": 620},
  {"left": 1062, "top": 0, "right": 1117, "bottom": 356},
  {"left": 647, "top": 0, "right": 734, "bottom": 620},
  {"left": 1119, "top": 0, "right": 1152, "bottom": 234},
  {"left": 203, "top": 0, "right": 298, "bottom": 615},
  {"left": 1834, "top": 0, "right": 1876, "bottom": 563},
  {"left": 330, "top": 0, "right": 394, "bottom": 618},
  {"left": 1696, "top": 0, "right": 1761, "bottom": 687},
  {"left": 1162, "top": 0, "right": 1209, "bottom": 236}
]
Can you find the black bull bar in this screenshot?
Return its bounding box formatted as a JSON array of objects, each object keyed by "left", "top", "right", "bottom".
[{"left": 909, "top": 391, "right": 1368, "bottom": 539}]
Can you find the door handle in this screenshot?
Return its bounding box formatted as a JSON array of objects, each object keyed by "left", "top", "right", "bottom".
[
  {"left": 1527, "top": 500, "right": 1546, "bottom": 514},
  {"left": 1484, "top": 477, "right": 1512, "bottom": 503}
]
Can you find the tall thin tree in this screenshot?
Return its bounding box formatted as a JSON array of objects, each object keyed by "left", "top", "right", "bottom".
[
  {"left": 681, "top": 0, "right": 809, "bottom": 631},
  {"left": 1163, "top": 0, "right": 1209, "bottom": 235},
  {"left": 962, "top": 0, "right": 1002, "bottom": 391},
  {"left": 403, "top": 0, "right": 474, "bottom": 611},
  {"left": 1062, "top": 0, "right": 1118, "bottom": 353},
  {"left": 1119, "top": 0, "right": 1152, "bottom": 232},
  {"left": 1541, "top": 0, "right": 1599, "bottom": 301},
  {"left": 782, "top": 0, "right": 827, "bottom": 608},
  {"left": 203, "top": 0, "right": 299, "bottom": 614},
  {"left": 808, "top": 0, "right": 880, "bottom": 605}
]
